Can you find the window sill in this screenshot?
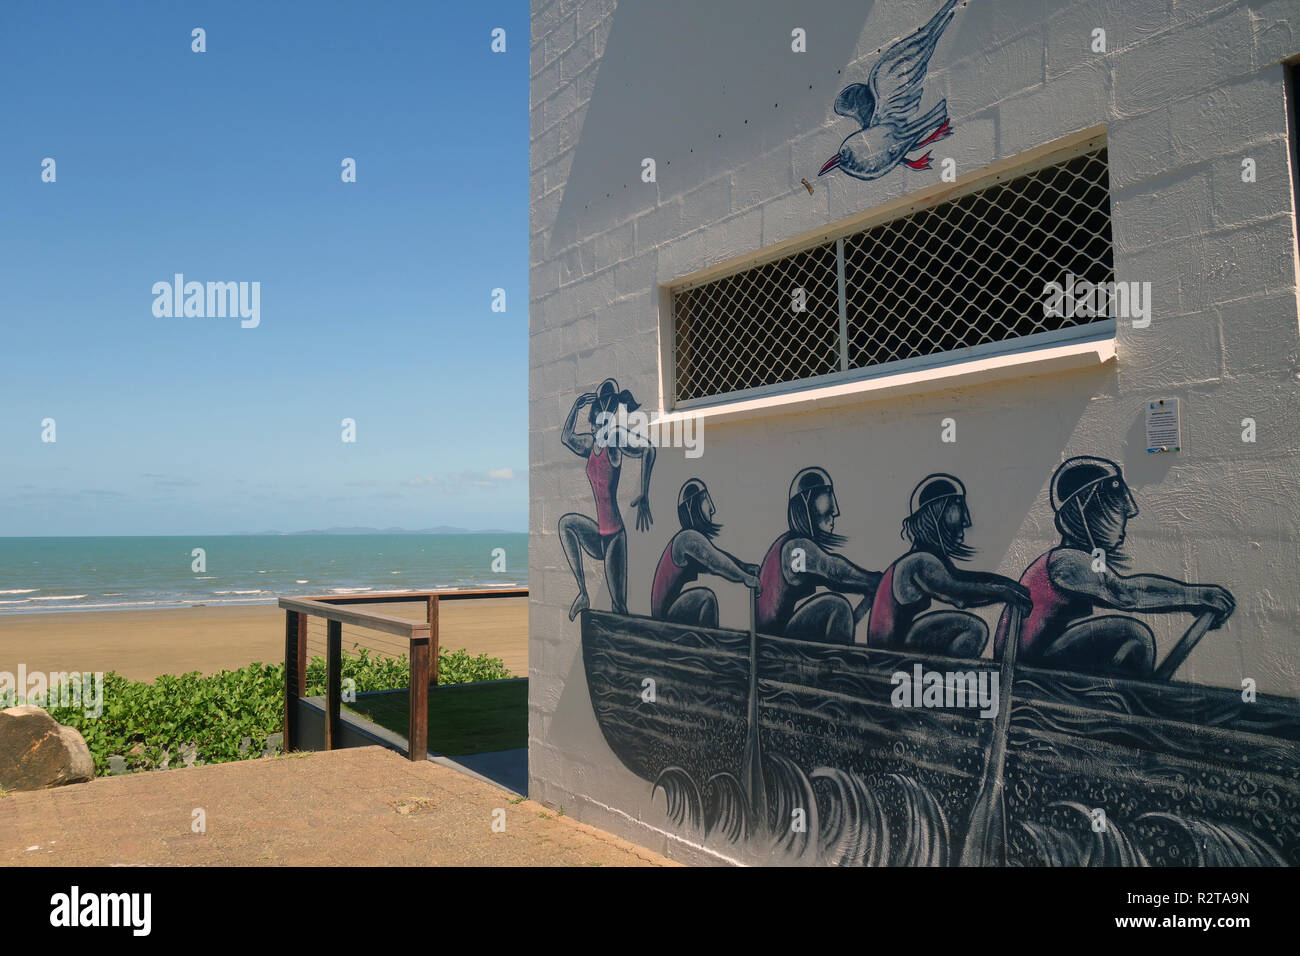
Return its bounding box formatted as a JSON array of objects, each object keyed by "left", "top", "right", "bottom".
[{"left": 660, "top": 332, "right": 1116, "bottom": 426}]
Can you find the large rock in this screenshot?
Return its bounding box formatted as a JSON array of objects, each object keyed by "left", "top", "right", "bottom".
[{"left": 0, "top": 705, "right": 95, "bottom": 791}]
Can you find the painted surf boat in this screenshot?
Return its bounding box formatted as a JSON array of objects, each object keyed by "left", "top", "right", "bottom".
[{"left": 580, "top": 609, "right": 1300, "bottom": 865}]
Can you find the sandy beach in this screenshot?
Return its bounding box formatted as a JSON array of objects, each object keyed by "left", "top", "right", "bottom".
[{"left": 0, "top": 596, "right": 528, "bottom": 682}]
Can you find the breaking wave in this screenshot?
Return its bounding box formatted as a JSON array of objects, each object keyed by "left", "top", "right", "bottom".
[
  {"left": 650, "top": 751, "right": 949, "bottom": 865},
  {"left": 1014, "top": 803, "right": 1286, "bottom": 866}
]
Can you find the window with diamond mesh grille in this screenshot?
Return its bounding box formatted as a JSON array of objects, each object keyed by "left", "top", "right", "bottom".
[{"left": 671, "top": 147, "right": 1115, "bottom": 405}]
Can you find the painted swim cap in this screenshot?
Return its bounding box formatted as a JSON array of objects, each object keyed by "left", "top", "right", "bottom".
[
  {"left": 678, "top": 478, "right": 708, "bottom": 510},
  {"left": 790, "top": 466, "right": 835, "bottom": 504},
  {"left": 909, "top": 473, "right": 967, "bottom": 515},
  {"left": 1051, "top": 456, "right": 1125, "bottom": 512},
  {"left": 677, "top": 477, "right": 711, "bottom": 529},
  {"left": 789, "top": 466, "right": 839, "bottom": 528}
]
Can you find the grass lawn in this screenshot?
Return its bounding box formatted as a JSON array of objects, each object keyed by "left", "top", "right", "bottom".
[{"left": 343, "top": 679, "right": 526, "bottom": 756}]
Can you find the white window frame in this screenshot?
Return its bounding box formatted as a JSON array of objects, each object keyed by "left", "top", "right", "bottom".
[{"left": 657, "top": 126, "right": 1117, "bottom": 423}]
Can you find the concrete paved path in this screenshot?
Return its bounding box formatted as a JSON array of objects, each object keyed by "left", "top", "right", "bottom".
[{"left": 0, "top": 747, "right": 673, "bottom": 867}]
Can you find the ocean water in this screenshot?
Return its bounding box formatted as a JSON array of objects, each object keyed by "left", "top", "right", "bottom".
[{"left": 0, "top": 534, "right": 528, "bottom": 614}]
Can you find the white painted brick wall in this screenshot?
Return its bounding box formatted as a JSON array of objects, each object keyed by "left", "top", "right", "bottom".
[
  {"left": 997, "top": 61, "right": 1111, "bottom": 156},
  {"left": 1170, "top": 74, "right": 1293, "bottom": 165},
  {"left": 1111, "top": 169, "right": 1214, "bottom": 251},
  {"left": 529, "top": 0, "right": 1300, "bottom": 863}
]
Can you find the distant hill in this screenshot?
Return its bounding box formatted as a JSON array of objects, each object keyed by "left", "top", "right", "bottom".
[{"left": 234, "top": 526, "right": 524, "bottom": 536}]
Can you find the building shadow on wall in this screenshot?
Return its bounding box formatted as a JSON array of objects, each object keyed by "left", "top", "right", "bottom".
[{"left": 547, "top": 0, "right": 876, "bottom": 255}]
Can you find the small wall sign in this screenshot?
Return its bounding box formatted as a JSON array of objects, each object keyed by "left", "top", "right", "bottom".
[{"left": 1146, "top": 398, "right": 1181, "bottom": 453}]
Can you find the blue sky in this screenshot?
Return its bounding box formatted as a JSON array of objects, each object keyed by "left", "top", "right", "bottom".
[{"left": 0, "top": 1, "right": 528, "bottom": 535}]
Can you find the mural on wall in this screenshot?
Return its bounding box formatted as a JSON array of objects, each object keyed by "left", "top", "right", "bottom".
[
  {"left": 650, "top": 478, "right": 760, "bottom": 628},
  {"left": 560, "top": 383, "right": 1299, "bottom": 865},
  {"left": 992, "top": 457, "right": 1236, "bottom": 679},
  {"left": 558, "top": 378, "right": 655, "bottom": 620},
  {"left": 867, "top": 473, "right": 1032, "bottom": 657},
  {"left": 756, "top": 467, "right": 880, "bottom": 643},
  {"left": 818, "top": 0, "right": 959, "bottom": 182}
]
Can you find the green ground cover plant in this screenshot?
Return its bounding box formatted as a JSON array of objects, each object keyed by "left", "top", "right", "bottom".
[{"left": 34, "top": 646, "right": 512, "bottom": 776}]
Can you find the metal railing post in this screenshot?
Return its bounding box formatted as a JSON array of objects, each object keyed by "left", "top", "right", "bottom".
[
  {"left": 409, "top": 631, "right": 430, "bottom": 761},
  {"left": 296, "top": 612, "right": 308, "bottom": 697},
  {"left": 283, "top": 609, "right": 300, "bottom": 752},
  {"left": 326, "top": 619, "right": 342, "bottom": 750},
  {"left": 427, "top": 594, "right": 440, "bottom": 687}
]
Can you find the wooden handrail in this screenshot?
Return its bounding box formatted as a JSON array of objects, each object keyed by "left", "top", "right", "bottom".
[
  {"left": 302, "top": 587, "right": 527, "bottom": 606},
  {"left": 278, "top": 596, "right": 430, "bottom": 639},
  {"left": 280, "top": 587, "right": 527, "bottom": 762}
]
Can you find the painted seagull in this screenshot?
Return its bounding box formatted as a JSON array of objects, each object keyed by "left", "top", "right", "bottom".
[{"left": 819, "top": 0, "right": 960, "bottom": 182}]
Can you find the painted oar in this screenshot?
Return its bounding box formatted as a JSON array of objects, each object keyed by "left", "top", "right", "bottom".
[
  {"left": 959, "top": 604, "right": 1022, "bottom": 868},
  {"left": 1154, "top": 611, "right": 1217, "bottom": 681},
  {"left": 740, "top": 586, "right": 769, "bottom": 831}
]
